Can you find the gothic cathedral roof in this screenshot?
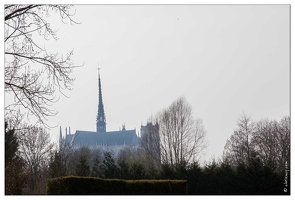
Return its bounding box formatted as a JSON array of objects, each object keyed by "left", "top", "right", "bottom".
[{"left": 61, "top": 68, "right": 140, "bottom": 149}]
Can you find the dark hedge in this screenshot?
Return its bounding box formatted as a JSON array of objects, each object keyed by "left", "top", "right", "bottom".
[{"left": 46, "top": 176, "right": 187, "bottom": 195}]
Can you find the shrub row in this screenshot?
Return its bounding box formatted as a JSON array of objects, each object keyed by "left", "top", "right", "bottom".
[{"left": 46, "top": 176, "right": 187, "bottom": 195}]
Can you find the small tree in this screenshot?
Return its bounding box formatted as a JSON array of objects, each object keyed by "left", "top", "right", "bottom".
[
  {"left": 17, "top": 124, "right": 54, "bottom": 194},
  {"left": 90, "top": 148, "right": 103, "bottom": 177},
  {"left": 91, "top": 157, "right": 102, "bottom": 177},
  {"left": 75, "top": 155, "right": 90, "bottom": 177},
  {"left": 48, "top": 152, "right": 67, "bottom": 178},
  {"left": 130, "top": 162, "right": 146, "bottom": 179},
  {"left": 74, "top": 146, "right": 91, "bottom": 177},
  {"left": 100, "top": 151, "right": 118, "bottom": 178},
  {"left": 117, "top": 149, "right": 132, "bottom": 179}
]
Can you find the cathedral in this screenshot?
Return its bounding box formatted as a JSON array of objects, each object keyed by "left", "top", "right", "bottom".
[{"left": 59, "top": 70, "right": 158, "bottom": 156}]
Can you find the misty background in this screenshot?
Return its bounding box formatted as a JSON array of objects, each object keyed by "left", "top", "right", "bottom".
[{"left": 9, "top": 4, "right": 290, "bottom": 164}]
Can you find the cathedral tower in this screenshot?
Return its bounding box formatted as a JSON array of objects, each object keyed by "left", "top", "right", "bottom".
[{"left": 96, "top": 69, "right": 106, "bottom": 133}]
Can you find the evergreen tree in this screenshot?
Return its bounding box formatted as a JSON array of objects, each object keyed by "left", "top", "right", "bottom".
[
  {"left": 91, "top": 157, "right": 101, "bottom": 177},
  {"left": 100, "top": 151, "right": 117, "bottom": 178},
  {"left": 130, "top": 162, "right": 146, "bottom": 179},
  {"left": 160, "top": 163, "right": 175, "bottom": 179},
  {"left": 215, "top": 162, "right": 238, "bottom": 194},
  {"left": 75, "top": 154, "right": 90, "bottom": 177},
  {"left": 48, "top": 152, "right": 67, "bottom": 178},
  {"left": 186, "top": 162, "right": 204, "bottom": 194},
  {"left": 5, "top": 122, "right": 18, "bottom": 164},
  {"left": 117, "top": 159, "right": 130, "bottom": 179},
  {"left": 5, "top": 121, "right": 27, "bottom": 194}
]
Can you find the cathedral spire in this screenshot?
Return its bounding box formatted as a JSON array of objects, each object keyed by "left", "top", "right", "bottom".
[
  {"left": 59, "top": 126, "right": 63, "bottom": 149},
  {"left": 59, "top": 126, "right": 62, "bottom": 141},
  {"left": 96, "top": 67, "right": 106, "bottom": 133}
]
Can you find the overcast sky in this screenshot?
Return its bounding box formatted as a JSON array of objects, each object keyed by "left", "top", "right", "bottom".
[{"left": 6, "top": 4, "right": 290, "bottom": 163}]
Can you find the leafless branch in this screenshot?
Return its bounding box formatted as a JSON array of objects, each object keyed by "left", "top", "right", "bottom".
[{"left": 4, "top": 4, "right": 82, "bottom": 126}]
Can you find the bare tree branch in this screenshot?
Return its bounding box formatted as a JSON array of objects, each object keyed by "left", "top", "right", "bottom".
[
  {"left": 157, "top": 97, "right": 207, "bottom": 168},
  {"left": 4, "top": 4, "right": 82, "bottom": 126}
]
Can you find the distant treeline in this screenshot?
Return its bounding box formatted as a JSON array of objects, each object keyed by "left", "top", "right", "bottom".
[
  {"left": 5, "top": 112, "right": 290, "bottom": 195},
  {"left": 46, "top": 147, "right": 289, "bottom": 195}
]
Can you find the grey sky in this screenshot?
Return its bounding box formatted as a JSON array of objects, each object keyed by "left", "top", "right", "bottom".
[{"left": 11, "top": 5, "right": 291, "bottom": 163}]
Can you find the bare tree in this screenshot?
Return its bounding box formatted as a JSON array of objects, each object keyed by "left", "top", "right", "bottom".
[
  {"left": 17, "top": 124, "right": 54, "bottom": 194},
  {"left": 4, "top": 5, "right": 80, "bottom": 125},
  {"left": 157, "top": 97, "right": 207, "bottom": 168},
  {"left": 223, "top": 113, "right": 254, "bottom": 166},
  {"left": 251, "top": 116, "right": 290, "bottom": 172},
  {"left": 223, "top": 114, "right": 290, "bottom": 172},
  {"left": 251, "top": 119, "right": 279, "bottom": 168}
]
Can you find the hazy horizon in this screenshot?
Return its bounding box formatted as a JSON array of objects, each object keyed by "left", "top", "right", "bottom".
[{"left": 5, "top": 4, "right": 290, "bottom": 163}]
